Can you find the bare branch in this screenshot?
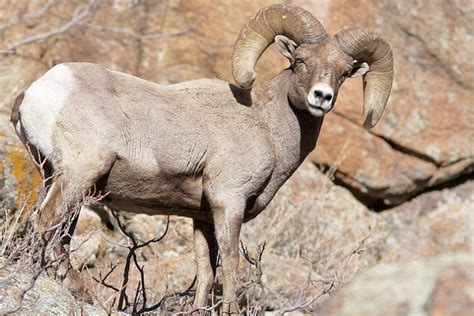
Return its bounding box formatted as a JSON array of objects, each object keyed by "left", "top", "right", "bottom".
[
  {"left": 0, "top": 0, "right": 57, "bottom": 33},
  {"left": 0, "top": 0, "right": 97, "bottom": 56},
  {"left": 77, "top": 22, "right": 195, "bottom": 40},
  {"left": 92, "top": 262, "right": 120, "bottom": 293},
  {"left": 0, "top": 0, "right": 194, "bottom": 58},
  {"left": 110, "top": 211, "right": 170, "bottom": 313}
]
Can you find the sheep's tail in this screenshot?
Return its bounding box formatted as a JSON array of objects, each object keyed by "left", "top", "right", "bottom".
[
  {"left": 11, "top": 91, "right": 25, "bottom": 127},
  {"left": 11, "top": 91, "right": 28, "bottom": 144}
]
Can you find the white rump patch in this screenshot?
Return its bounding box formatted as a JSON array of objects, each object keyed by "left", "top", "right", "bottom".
[{"left": 20, "top": 64, "right": 75, "bottom": 156}]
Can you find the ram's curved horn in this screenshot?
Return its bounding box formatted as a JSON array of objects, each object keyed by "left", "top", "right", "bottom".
[
  {"left": 336, "top": 27, "right": 394, "bottom": 129},
  {"left": 232, "top": 4, "right": 326, "bottom": 89}
]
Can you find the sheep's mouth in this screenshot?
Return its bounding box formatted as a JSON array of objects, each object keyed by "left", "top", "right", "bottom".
[{"left": 307, "top": 102, "right": 332, "bottom": 117}]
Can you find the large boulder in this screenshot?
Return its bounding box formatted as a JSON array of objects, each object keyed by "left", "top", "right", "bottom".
[
  {"left": 306, "top": 0, "right": 474, "bottom": 205},
  {"left": 319, "top": 254, "right": 474, "bottom": 316},
  {"left": 136, "top": 0, "right": 285, "bottom": 86},
  {"left": 0, "top": 263, "right": 105, "bottom": 315},
  {"left": 320, "top": 177, "right": 473, "bottom": 314},
  {"left": 373, "top": 179, "right": 473, "bottom": 263}
]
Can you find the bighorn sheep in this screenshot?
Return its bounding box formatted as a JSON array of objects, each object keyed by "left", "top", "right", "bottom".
[{"left": 11, "top": 4, "right": 393, "bottom": 313}]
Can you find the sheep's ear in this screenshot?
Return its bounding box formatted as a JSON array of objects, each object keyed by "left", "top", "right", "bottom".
[
  {"left": 350, "top": 61, "right": 370, "bottom": 78},
  {"left": 275, "top": 35, "right": 297, "bottom": 62}
]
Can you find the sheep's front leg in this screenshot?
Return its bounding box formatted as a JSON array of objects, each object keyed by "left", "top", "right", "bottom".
[
  {"left": 210, "top": 195, "right": 244, "bottom": 314},
  {"left": 193, "top": 219, "right": 218, "bottom": 311}
]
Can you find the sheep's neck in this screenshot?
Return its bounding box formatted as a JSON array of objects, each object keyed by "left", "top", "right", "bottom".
[{"left": 254, "top": 70, "right": 323, "bottom": 179}]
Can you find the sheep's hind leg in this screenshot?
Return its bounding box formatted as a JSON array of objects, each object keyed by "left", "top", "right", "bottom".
[
  {"left": 192, "top": 219, "right": 218, "bottom": 313},
  {"left": 35, "top": 174, "right": 88, "bottom": 297},
  {"left": 36, "top": 153, "right": 116, "bottom": 298}
]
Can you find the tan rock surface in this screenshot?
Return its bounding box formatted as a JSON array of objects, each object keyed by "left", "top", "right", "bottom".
[
  {"left": 306, "top": 0, "right": 474, "bottom": 204},
  {"left": 137, "top": 0, "right": 284, "bottom": 86},
  {"left": 310, "top": 114, "right": 437, "bottom": 204}
]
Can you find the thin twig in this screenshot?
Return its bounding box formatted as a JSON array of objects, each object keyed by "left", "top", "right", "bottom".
[{"left": 110, "top": 210, "right": 170, "bottom": 313}]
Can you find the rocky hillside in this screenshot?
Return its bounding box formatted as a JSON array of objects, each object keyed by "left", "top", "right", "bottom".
[{"left": 0, "top": 0, "right": 472, "bottom": 314}]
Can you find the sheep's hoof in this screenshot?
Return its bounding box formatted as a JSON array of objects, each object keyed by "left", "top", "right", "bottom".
[{"left": 63, "top": 269, "right": 94, "bottom": 303}]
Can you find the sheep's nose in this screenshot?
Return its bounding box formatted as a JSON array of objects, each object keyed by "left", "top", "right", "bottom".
[
  {"left": 314, "top": 89, "right": 333, "bottom": 102},
  {"left": 307, "top": 84, "right": 335, "bottom": 113},
  {"left": 308, "top": 83, "right": 334, "bottom": 107}
]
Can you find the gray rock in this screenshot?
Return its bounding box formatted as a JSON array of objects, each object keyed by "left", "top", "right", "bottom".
[
  {"left": 319, "top": 254, "right": 474, "bottom": 316},
  {"left": 0, "top": 266, "right": 105, "bottom": 315}
]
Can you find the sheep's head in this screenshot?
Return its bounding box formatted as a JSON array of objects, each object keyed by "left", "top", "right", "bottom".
[
  {"left": 232, "top": 4, "right": 394, "bottom": 128},
  {"left": 274, "top": 36, "right": 368, "bottom": 118}
]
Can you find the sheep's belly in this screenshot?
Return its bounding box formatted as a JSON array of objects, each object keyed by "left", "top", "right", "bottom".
[
  {"left": 102, "top": 162, "right": 207, "bottom": 220},
  {"left": 104, "top": 197, "right": 211, "bottom": 222}
]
